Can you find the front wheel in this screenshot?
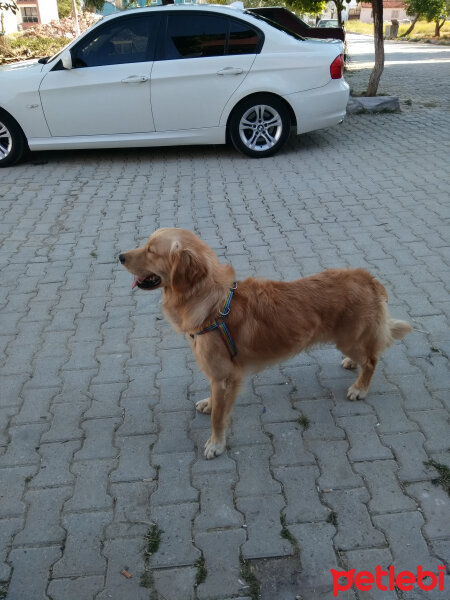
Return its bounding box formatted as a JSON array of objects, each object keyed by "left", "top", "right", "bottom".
[
  {"left": 0, "top": 111, "right": 28, "bottom": 168},
  {"left": 229, "top": 95, "right": 291, "bottom": 158}
]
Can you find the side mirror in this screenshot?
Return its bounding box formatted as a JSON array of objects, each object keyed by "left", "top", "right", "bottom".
[{"left": 61, "top": 50, "right": 73, "bottom": 70}]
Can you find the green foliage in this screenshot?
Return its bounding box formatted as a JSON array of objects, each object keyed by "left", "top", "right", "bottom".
[
  {"left": 57, "top": 0, "right": 81, "bottom": 18},
  {"left": 0, "top": 1, "right": 18, "bottom": 14},
  {"left": 284, "top": 0, "right": 327, "bottom": 15},
  {"left": 83, "top": 0, "right": 106, "bottom": 12},
  {"left": 404, "top": 0, "right": 449, "bottom": 21}
]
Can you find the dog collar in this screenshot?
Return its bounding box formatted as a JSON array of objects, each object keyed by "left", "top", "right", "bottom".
[{"left": 192, "top": 282, "right": 237, "bottom": 359}]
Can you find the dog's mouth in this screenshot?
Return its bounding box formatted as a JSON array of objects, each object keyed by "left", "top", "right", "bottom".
[{"left": 131, "top": 273, "right": 162, "bottom": 290}]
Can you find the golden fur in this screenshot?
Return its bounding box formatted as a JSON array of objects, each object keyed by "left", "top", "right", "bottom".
[{"left": 119, "top": 228, "right": 412, "bottom": 459}]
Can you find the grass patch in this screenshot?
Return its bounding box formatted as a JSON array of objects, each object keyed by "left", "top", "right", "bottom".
[
  {"left": 144, "top": 524, "right": 163, "bottom": 560},
  {"left": 345, "top": 19, "right": 450, "bottom": 40},
  {"left": 195, "top": 554, "right": 207, "bottom": 586},
  {"left": 297, "top": 414, "right": 310, "bottom": 430},
  {"left": 426, "top": 459, "right": 450, "bottom": 497},
  {"left": 0, "top": 587, "right": 7, "bottom": 599},
  {"left": 240, "top": 557, "right": 261, "bottom": 600}
]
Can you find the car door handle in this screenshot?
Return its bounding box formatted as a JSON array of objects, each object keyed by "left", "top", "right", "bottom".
[
  {"left": 216, "top": 67, "right": 244, "bottom": 76},
  {"left": 121, "top": 75, "right": 149, "bottom": 83}
]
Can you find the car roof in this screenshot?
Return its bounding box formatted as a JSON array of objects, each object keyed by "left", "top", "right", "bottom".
[{"left": 101, "top": 3, "right": 249, "bottom": 21}]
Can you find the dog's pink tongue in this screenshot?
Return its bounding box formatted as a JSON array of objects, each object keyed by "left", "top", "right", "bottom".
[{"left": 132, "top": 277, "right": 141, "bottom": 290}]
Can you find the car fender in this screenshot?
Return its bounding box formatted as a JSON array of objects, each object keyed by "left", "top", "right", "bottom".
[{"left": 0, "top": 61, "right": 51, "bottom": 139}]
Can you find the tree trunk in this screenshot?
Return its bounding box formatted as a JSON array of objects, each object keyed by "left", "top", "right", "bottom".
[
  {"left": 435, "top": 17, "right": 446, "bottom": 37},
  {"left": 401, "top": 14, "right": 419, "bottom": 37},
  {"left": 366, "top": 0, "right": 384, "bottom": 96}
]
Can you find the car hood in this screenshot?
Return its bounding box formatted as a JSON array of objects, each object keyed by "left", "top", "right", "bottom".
[{"left": 0, "top": 59, "right": 43, "bottom": 73}]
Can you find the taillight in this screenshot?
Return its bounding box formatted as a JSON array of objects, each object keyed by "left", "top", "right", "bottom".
[{"left": 330, "top": 54, "right": 344, "bottom": 79}]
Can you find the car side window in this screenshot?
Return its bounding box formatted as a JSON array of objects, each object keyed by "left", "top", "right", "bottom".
[
  {"left": 165, "top": 14, "right": 227, "bottom": 59},
  {"left": 228, "top": 20, "right": 260, "bottom": 55},
  {"left": 72, "top": 17, "right": 157, "bottom": 68}
]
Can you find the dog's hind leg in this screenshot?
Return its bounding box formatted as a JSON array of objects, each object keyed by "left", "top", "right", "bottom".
[
  {"left": 204, "top": 375, "right": 242, "bottom": 459},
  {"left": 347, "top": 355, "right": 378, "bottom": 401}
]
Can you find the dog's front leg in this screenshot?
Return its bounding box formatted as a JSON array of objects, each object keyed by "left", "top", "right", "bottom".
[{"left": 204, "top": 376, "right": 241, "bottom": 459}]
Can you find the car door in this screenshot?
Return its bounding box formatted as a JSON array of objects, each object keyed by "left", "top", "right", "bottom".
[
  {"left": 151, "top": 13, "right": 262, "bottom": 132},
  {"left": 39, "top": 14, "right": 159, "bottom": 137}
]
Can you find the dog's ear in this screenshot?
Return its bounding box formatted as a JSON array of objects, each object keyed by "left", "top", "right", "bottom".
[{"left": 170, "top": 240, "right": 208, "bottom": 293}]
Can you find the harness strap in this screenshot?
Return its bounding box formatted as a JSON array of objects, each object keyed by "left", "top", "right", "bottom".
[{"left": 194, "top": 283, "right": 237, "bottom": 359}]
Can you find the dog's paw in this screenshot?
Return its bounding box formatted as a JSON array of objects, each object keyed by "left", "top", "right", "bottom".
[
  {"left": 196, "top": 397, "right": 212, "bottom": 414},
  {"left": 204, "top": 437, "right": 225, "bottom": 459},
  {"left": 341, "top": 357, "right": 357, "bottom": 370},
  {"left": 347, "top": 384, "right": 368, "bottom": 401}
]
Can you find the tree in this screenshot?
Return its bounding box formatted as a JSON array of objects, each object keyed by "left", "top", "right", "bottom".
[
  {"left": 403, "top": 0, "right": 450, "bottom": 36},
  {"left": 357, "top": 0, "right": 384, "bottom": 96},
  {"left": 0, "top": 0, "right": 18, "bottom": 13},
  {"left": 330, "top": 0, "right": 352, "bottom": 27},
  {"left": 84, "top": 0, "right": 106, "bottom": 12},
  {"left": 57, "top": 0, "right": 80, "bottom": 18},
  {"left": 283, "top": 0, "right": 327, "bottom": 16}
]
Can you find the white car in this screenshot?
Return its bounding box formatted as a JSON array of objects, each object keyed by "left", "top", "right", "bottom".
[{"left": 0, "top": 4, "right": 349, "bottom": 166}]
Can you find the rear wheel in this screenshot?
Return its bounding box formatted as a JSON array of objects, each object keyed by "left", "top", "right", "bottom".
[
  {"left": 229, "top": 94, "right": 291, "bottom": 158},
  {"left": 0, "top": 111, "right": 28, "bottom": 168}
]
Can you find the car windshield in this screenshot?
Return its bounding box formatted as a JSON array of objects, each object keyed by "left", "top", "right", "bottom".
[{"left": 245, "top": 10, "right": 305, "bottom": 41}]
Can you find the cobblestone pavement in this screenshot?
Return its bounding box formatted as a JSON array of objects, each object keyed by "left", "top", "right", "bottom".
[{"left": 0, "top": 35, "right": 449, "bottom": 600}]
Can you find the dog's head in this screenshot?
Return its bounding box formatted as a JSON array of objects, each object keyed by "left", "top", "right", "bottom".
[{"left": 119, "top": 228, "right": 216, "bottom": 294}]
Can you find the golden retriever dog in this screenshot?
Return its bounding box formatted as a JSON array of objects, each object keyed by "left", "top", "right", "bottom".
[{"left": 119, "top": 228, "right": 411, "bottom": 459}]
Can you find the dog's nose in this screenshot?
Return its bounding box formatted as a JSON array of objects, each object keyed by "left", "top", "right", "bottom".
[{"left": 118, "top": 253, "right": 126, "bottom": 264}]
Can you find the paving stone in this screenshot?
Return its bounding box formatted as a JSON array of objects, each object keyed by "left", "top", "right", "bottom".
[
  {"left": 343, "top": 548, "right": 397, "bottom": 600},
  {"left": 294, "top": 398, "right": 345, "bottom": 440},
  {"left": 111, "top": 434, "right": 157, "bottom": 483},
  {"left": 65, "top": 459, "right": 115, "bottom": 512},
  {"left": 0, "top": 423, "right": 47, "bottom": 467},
  {"left": 229, "top": 404, "right": 271, "bottom": 446},
  {"left": 0, "top": 465, "right": 36, "bottom": 519},
  {"left": 106, "top": 480, "right": 156, "bottom": 539},
  {"left": 306, "top": 440, "right": 362, "bottom": 490},
  {"left": 234, "top": 445, "right": 282, "bottom": 497},
  {"left": 196, "top": 528, "right": 247, "bottom": 600},
  {"left": 366, "top": 393, "right": 419, "bottom": 434},
  {"left": 265, "top": 421, "right": 316, "bottom": 467},
  {"left": 338, "top": 414, "right": 393, "bottom": 462},
  {"left": 7, "top": 546, "right": 61, "bottom": 600},
  {"left": 41, "top": 400, "right": 88, "bottom": 443},
  {"left": 381, "top": 432, "right": 436, "bottom": 482},
  {"left": 326, "top": 488, "right": 386, "bottom": 550},
  {"left": 373, "top": 512, "right": 438, "bottom": 573},
  {"left": 354, "top": 460, "right": 416, "bottom": 514},
  {"left": 84, "top": 382, "right": 127, "bottom": 420},
  {"left": 408, "top": 409, "right": 450, "bottom": 453},
  {"left": 275, "top": 465, "right": 330, "bottom": 523},
  {"left": 0, "top": 517, "right": 22, "bottom": 581},
  {"left": 48, "top": 575, "right": 104, "bottom": 600},
  {"left": 406, "top": 481, "right": 450, "bottom": 540},
  {"left": 150, "top": 503, "right": 200, "bottom": 568},
  {"left": 97, "top": 537, "right": 149, "bottom": 600},
  {"left": 153, "top": 566, "right": 198, "bottom": 600},
  {"left": 289, "top": 522, "right": 338, "bottom": 595},
  {"left": 52, "top": 511, "right": 112, "bottom": 578},
  {"left": 193, "top": 472, "right": 243, "bottom": 531},
  {"left": 13, "top": 486, "right": 72, "bottom": 546},
  {"left": 152, "top": 410, "right": 194, "bottom": 453},
  {"left": 151, "top": 452, "right": 198, "bottom": 506},
  {"left": 238, "top": 494, "right": 293, "bottom": 560}
]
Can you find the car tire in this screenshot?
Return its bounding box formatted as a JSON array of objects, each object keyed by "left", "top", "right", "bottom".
[
  {"left": 0, "top": 110, "right": 28, "bottom": 168},
  {"left": 229, "top": 94, "right": 291, "bottom": 158}
]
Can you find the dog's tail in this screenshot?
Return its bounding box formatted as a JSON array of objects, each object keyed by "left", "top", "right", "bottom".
[{"left": 388, "top": 319, "right": 412, "bottom": 340}]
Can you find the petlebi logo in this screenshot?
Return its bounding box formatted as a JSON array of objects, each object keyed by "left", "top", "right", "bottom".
[{"left": 331, "top": 564, "right": 446, "bottom": 597}]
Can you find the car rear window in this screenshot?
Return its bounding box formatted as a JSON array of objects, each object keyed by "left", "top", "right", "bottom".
[{"left": 245, "top": 10, "right": 305, "bottom": 42}]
